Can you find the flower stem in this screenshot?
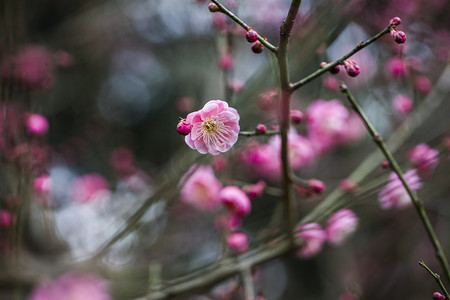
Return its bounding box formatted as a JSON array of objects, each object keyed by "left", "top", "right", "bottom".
[
  {"left": 340, "top": 82, "right": 450, "bottom": 284},
  {"left": 239, "top": 129, "right": 280, "bottom": 137},
  {"left": 419, "top": 259, "right": 450, "bottom": 299},
  {"left": 290, "top": 25, "right": 391, "bottom": 91},
  {"left": 209, "top": 0, "right": 277, "bottom": 53}
]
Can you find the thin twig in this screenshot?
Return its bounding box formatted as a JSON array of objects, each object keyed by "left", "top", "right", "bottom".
[
  {"left": 209, "top": 0, "right": 277, "bottom": 53},
  {"left": 419, "top": 260, "right": 450, "bottom": 299},
  {"left": 290, "top": 25, "right": 391, "bottom": 91},
  {"left": 340, "top": 82, "right": 450, "bottom": 284},
  {"left": 239, "top": 129, "right": 280, "bottom": 137},
  {"left": 241, "top": 267, "right": 256, "bottom": 300}
]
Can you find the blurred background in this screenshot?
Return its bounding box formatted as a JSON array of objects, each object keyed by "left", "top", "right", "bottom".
[{"left": 0, "top": 0, "right": 450, "bottom": 299}]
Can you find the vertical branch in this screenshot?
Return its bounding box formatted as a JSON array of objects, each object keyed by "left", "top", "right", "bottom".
[
  {"left": 276, "top": 0, "right": 302, "bottom": 243},
  {"left": 340, "top": 82, "right": 450, "bottom": 284},
  {"left": 241, "top": 267, "right": 255, "bottom": 300}
]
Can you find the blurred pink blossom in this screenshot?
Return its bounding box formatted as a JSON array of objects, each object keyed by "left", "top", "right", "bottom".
[
  {"left": 185, "top": 100, "right": 240, "bottom": 155},
  {"left": 176, "top": 97, "right": 194, "bottom": 113},
  {"left": 180, "top": 165, "right": 222, "bottom": 211},
  {"left": 1, "top": 45, "right": 55, "bottom": 90},
  {"left": 242, "top": 180, "right": 266, "bottom": 199},
  {"left": 33, "top": 174, "right": 52, "bottom": 205},
  {"left": 326, "top": 209, "right": 359, "bottom": 246},
  {"left": 307, "top": 99, "right": 364, "bottom": 154},
  {"left": 414, "top": 76, "right": 432, "bottom": 94},
  {"left": 378, "top": 169, "right": 422, "bottom": 209},
  {"left": 71, "top": 174, "right": 110, "bottom": 205},
  {"left": 0, "top": 211, "right": 16, "bottom": 228},
  {"left": 110, "top": 147, "right": 136, "bottom": 177},
  {"left": 29, "top": 273, "right": 110, "bottom": 300},
  {"left": 219, "top": 186, "right": 251, "bottom": 217},
  {"left": 295, "top": 223, "right": 327, "bottom": 259},
  {"left": 226, "top": 232, "right": 249, "bottom": 254},
  {"left": 26, "top": 114, "right": 49, "bottom": 136},
  {"left": 408, "top": 144, "right": 439, "bottom": 179},
  {"left": 392, "top": 94, "right": 413, "bottom": 115},
  {"left": 385, "top": 57, "right": 408, "bottom": 78},
  {"left": 239, "top": 140, "right": 281, "bottom": 180}
]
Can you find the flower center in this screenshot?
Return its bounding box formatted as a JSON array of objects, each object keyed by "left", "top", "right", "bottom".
[{"left": 202, "top": 118, "right": 218, "bottom": 133}]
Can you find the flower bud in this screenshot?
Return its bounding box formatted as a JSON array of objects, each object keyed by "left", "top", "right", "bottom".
[
  {"left": 432, "top": 292, "right": 445, "bottom": 300},
  {"left": 391, "top": 30, "right": 406, "bottom": 44},
  {"left": 227, "top": 232, "right": 249, "bottom": 254},
  {"left": 389, "top": 17, "right": 402, "bottom": 27},
  {"left": 251, "top": 41, "right": 264, "bottom": 54},
  {"left": 255, "top": 123, "right": 266, "bottom": 134},
  {"left": 320, "top": 61, "right": 340, "bottom": 74},
  {"left": 26, "top": 114, "right": 49, "bottom": 136},
  {"left": 290, "top": 109, "right": 304, "bottom": 124},
  {"left": 242, "top": 180, "right": 266, "bottom": 199},
  {"left": 246, "top": 29, "right": 258, "bottom": 43},
  {"left": 381, "top": 161, "right": 390, "bottom": 168},
  {"left": 344, "top": 60, "right": 360, "bottom": 77},
  {"left": 308, "top": 179, "right": 325, "bottom": 194},
  {"left": 208, "top": 3, "right": 220, "bottom": 12},
  {"left": 177, "top": 119, "right": 192, "bottom": 136}
]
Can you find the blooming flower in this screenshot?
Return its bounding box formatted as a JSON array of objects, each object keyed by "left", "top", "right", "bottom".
[
  {"left": 179, "top": 165, "right": 222, "bottom": 211},
  {"left": 29, "top": 273, "right": 111, "bottom": 300},
  {"left": 378, "top": 169, "right": 422, "bottom": 209},
  {"left": 408, "top": 144, "right": 439, "bottom": 179},
  {"left": 295, "top": 223, "right": 327, "bottom": 259},
  {"left": 226, "top": 232, "right": 249, "bottom": 254},
  {"left": 325, "top": 209, "right": 359, "bottom": 246},
  {"left": 184, "top": 100, "right": 240, "bottom": 156},
  {"left": 219, "top": 186, "right": 251, "bottom": 217}
]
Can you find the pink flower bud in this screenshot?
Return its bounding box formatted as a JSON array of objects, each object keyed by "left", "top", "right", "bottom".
[
  {"left": 246, "top": 29, "right": 258, "bottom": 43},
  {"left": 339, "top": 179, "right": 358, "bottom": 192},
  {"left": 391, "top": 29, "right": 406, "bottom": 44},
  {"left": 228, "top": 79, "right": 245, "bottom": 94},
  {"left": 34, "top": 174, "right": 52, "bottom": 195},
  {"left": 408, "top": 144, "right": 439, "bottom": 179},
  {"left": 255, "top": 123, "right": 267, "bottom": 134},
  {"left": 26, "top": 113, "right": 49, "bottom": 136},
  {"left": 326, "top": 209, "right": 359, "bottom": 246},
  {"left": 323, "top": 77, "right": 340, "bottom": 92},
  {"left": 242, "top": 180, "right": 266, "bottom": 199},
  {"left": 219, "top": 186, "right": 251, "bottom": 217},
  {"left": 344, "top": 60, "right": 360, "bottom": 77},
  {"left": 392, "top": 94, "right": 413, "bottom": 115},
  {"left": 177, "top": 119, "right": 192, "bottom": 136},
  {"left": 320, "top": 61, "right": 340, "bottom": 74},
  {"left": 212, "top": 155, "right": 227, "bottom": 173},
  {"left": 432, "top": 292, "right": 445, "bottom": 300},
  {"left": 0, "top": 211, "right": 16, "bottom": 228},
  {"left": 227, "top": 232, "right": 249, "bottom": 254},
  {"left": 389, "top": 17, "right": 402, "bottom": 27},
  {"left": 295, "top": 223, "right": 327, "bottom": 259},
  {"left": 208, "top": 3, "right": 220, "bottom": 12},
  {"left": 308, "top": 179, "right": 325, "bottom": 194},
  {"left": 414, "top": 76, "right": 432, "bottom": 94},
  {"left": 251, "top": 41, "right": 264, "bottom": 54},
  {"left": 381, "top": 160, "right": 390, "bottom": 168},
  {"left": 219, "top": 52, "right": 233, "bottom": 71},
  {"left": 290, "top": 109, "right": 304, "bottom": 124}
]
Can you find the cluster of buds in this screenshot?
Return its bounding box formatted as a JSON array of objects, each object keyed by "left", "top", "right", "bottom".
[
  {"left": 246, "top": 28, "right": 264, "bottom": 54},
  {"left": 389, "top": 17, "right": 406, "bottom": 44},
  {"left": 320, "top": 60, "right": 359, "bottom": 77}
]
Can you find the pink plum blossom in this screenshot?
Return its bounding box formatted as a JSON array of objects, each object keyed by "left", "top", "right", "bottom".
[
  {"left": 408, "top": 144, "right": 439, "bottom": 178},
  {"left": 0, "top": 211, "right": 16, "bottom": 228},
  {"left": 385, "top": 57, "right": 408, "bottom": 78},
  {"left": 295, "top": 223, "right": 327, "bottom": 259},
  {"left": 33, "top": 174, "right": 52, "bottom": 195},
  {"left": 392, "top": 94, "right": 413, "bottom": 115},
  {"left": 29, "top": 273, "right": 111, "bottom": 300},
  {"left": 326, "top": 209, "right": 359, "bottom": 246},
  {"left": 414, "top": 76, "right": 432, "bottom": 94},
  {"left": 185, "top": 100, "right": 240, "bottom": 156},
  {"left": 240, "top": 140, "right": 281, "bottom": 180},
  {"left": 242, "top": 180, "right": 266, "bottom": 199},
  {"left": 306, "top": 99, "right": 364, "bottom": 154},
  {"left": 26, "top": 114, "right": 49, "bottom": 136},
  {"left": 219, "top": 186, "right": 251, "bottom": 217},
  {"left": 226, "top": 232, "right": 249, "bottom": 254},
  {"left": 179, "top": 165, "right": 222, "bottom": 211},
  {"left": 1, "top": 45, "right": 55, "bottom": 90},
  {"left": 70, "top": 174, "right": 110, "bottom": 205},
  {"left": 378, "top": 169, "right": 422, "bottom": 209}
]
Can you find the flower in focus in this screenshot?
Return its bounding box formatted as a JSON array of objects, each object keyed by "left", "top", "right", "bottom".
[
  {"left": 219, "top": 186, "right": 251, "bottom": 217},
  {"left": 226, "top": 232, "right": 249, "bottom": 254},
  {"left": 325, "top": 209, "right": 359, "bottom": 246},
  {"left": 71, "top": 174, "right": 110, "bottom": 205},
  {"left": 179, "top": 165, "right": 222, "bottom": 211},
  {"left": 295, "top": 223, "right": 327, "bottom": 259},
  {"left": 378, "top": 169, "right": 422, "bottom": 209},
  {"left": 408, "top": 144, "right": 439, "bottom": 179},
  {"left": 184, "top": 100, "right": 240, "bottom": 156},
  {"left": 29, "top": 273, "right": 111, "bottom": 300}
]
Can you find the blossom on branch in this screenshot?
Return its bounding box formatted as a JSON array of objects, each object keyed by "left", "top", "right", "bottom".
[
  {"left": 184, "top": 100, "right": 240, "bottom": 156},
  {"left": 378, "top": 169, "right": 422, "bottom": 209}
]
